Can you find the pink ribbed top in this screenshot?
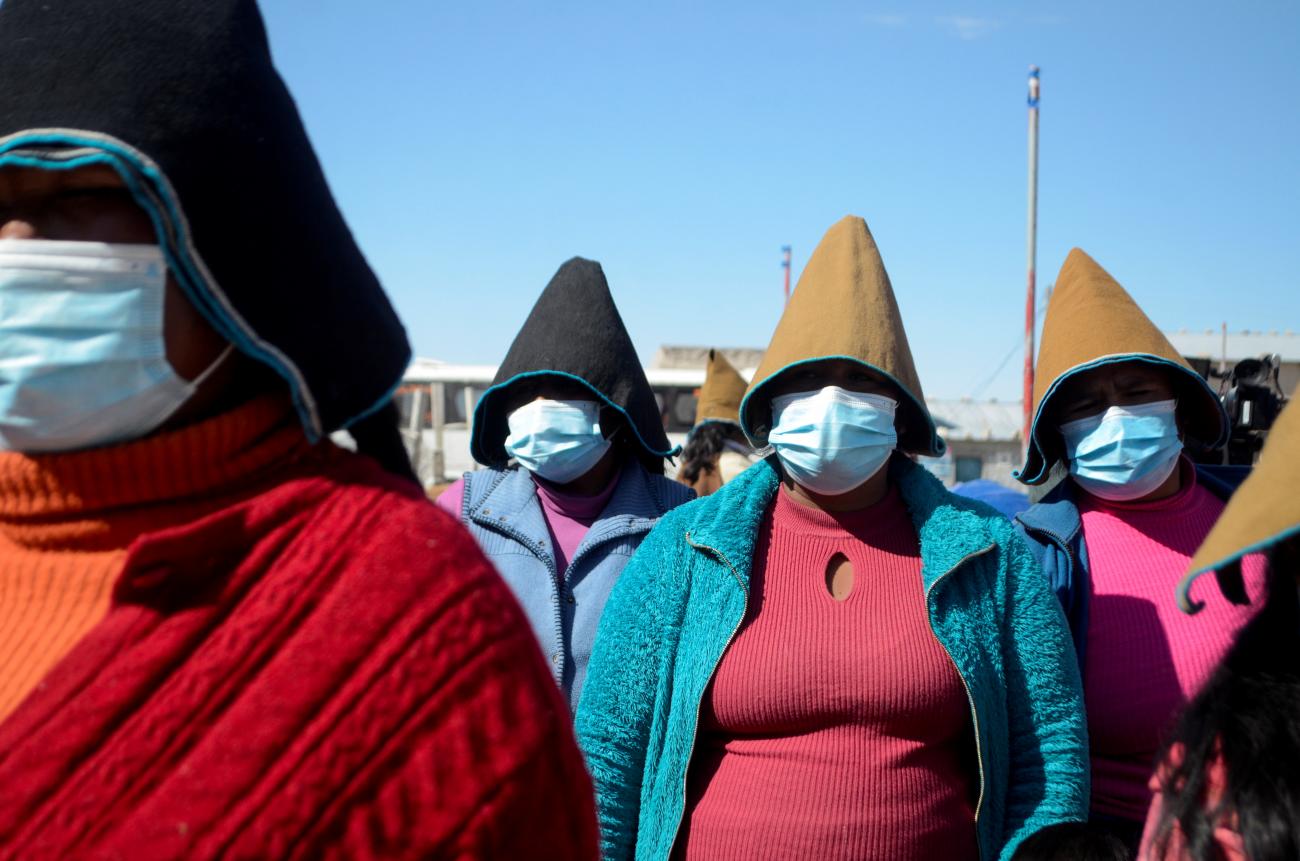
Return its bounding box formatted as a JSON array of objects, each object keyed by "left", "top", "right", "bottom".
[
  {"left": 1080, "top": 460, "right": 1265, "bottom": 822},
  {"left": 676, "top": 485, "right": 978, "bottom": 861}
]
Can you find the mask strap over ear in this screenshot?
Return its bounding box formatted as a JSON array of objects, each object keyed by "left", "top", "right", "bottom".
[{"left": 187, "top": 343, "right": 236, "bottom": 391}]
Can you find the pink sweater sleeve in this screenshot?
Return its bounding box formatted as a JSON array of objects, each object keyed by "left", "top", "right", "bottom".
[{"left": 434, "top": 478, "right": 466, "bottom": 519}]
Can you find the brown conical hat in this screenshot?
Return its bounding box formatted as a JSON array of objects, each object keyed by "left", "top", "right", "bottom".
[
  {"left": 739, "top": 215, "right": 942, "bottom": 456},
  {"left": 1177, "top": 391, "right": 1300, "bottom": 613},
  {"left": 1016, "top": 248, "right": 1227, "bottom": 484},
  {"left": 694, "top": 349, "right": 747, "bottom": 427}
]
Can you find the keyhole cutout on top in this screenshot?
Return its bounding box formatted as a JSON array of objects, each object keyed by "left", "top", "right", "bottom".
[{"left": 825, "top": 552, "right": 854, "bottom": 601}]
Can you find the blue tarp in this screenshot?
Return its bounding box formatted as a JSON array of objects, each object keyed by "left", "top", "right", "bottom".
[{"left": 951, "top": 479, "right": 1030, "bottom": 519}]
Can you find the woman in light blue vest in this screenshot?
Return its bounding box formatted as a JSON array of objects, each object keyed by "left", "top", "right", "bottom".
[{"left": 437, "top": 257, "right": 693, "bottom": 710}]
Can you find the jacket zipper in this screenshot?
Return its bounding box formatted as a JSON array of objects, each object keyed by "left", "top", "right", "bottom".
[
  {"left": 923, "top": 543, "right": 996, "bottom": 856},
  {"left": 666, "top": 533, "right": 749, "bottom": 860},
  {"left": 1022, "top": 522, "right": 1074, "bottom": 557}
]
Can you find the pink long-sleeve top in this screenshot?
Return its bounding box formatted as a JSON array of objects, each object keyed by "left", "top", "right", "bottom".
[{"left": 1079, "top": 460, "right": 1265, "bottom": 822}]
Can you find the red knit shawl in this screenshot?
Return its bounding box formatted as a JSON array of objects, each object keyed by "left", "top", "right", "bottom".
[{"left": 0, "top": 452, "right": 597, "bottom": 860}]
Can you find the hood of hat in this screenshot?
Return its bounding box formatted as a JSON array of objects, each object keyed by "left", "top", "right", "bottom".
[{"left": 739, "top": 215, "right": 942, "bottom": 457}]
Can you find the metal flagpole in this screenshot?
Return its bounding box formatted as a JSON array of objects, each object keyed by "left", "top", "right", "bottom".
[
  {"left": 1023, "top": 66, "right": 1040, "bottom": 453},
  {"left": 782, "top": 245, "right": 792, "bottom": 304}
]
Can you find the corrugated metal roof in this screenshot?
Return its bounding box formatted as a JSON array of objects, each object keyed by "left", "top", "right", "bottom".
[
  {"left": 652, "top": 345, "right": 767, "bottom": 372},
  {"left": 927, "top": 399, "right": 1023, "bottom": 442},
  {"left": 1166, "top": 330, "right": 1300, "bottom": 362}
]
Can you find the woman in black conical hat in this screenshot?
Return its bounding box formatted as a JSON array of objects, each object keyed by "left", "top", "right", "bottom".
[
  {"left": 0, "top": 1, "right": 598, "bottom": 856},
  {"left": 437, "top": 256, "right": 694, "bottom": 711}
]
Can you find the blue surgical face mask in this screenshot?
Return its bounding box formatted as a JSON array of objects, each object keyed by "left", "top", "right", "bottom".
[
  {"left": 504, "top": 398, "right": 612, "bottom": 484},
  {"left": 1060, "top": 398, "right": 1182, "bottom": 501},
  {"left": 768, "top": 386, "right": 898, "bottom": 496},
  {"left": 0, "top": 239, "right": 232, "bottom": 453}
]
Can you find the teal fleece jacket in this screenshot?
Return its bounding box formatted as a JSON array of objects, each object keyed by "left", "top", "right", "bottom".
[{"left": 575, "top": 457, "right": 1088, "bottom": 861}]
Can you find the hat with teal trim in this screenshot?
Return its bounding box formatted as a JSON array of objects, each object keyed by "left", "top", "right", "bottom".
[
  {"left": 1177, "top": 391, "right": 1300, "bottom": 614},
  {"left": 0, "top": 0, "right": 410, "bottom": 442},
  {"left": 739, "top": 215, "right": 943, "bottom": 457},
  {"left": 1016, "top": 248, "right": 1227, "bottom": 485},
  {"left": 693, "top": 349, "right": 747, "bottom": 430},
  {"left": 470, "top": 257, "right": 676, "bottom": 468}
]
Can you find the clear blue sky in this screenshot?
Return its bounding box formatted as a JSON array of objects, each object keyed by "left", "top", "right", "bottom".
[{"left": 261, "top": 1, "right": 1299, "bottom": 401}]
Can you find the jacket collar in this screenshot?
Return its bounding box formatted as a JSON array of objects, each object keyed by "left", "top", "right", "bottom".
[
  {"left": 1013, "top": 479, "right": 1082, "bottom": 544},
  {"left": 1013, "top": 458, "right": 1241, "bottom": 544},
  {"left": 466, "top": 466, "right": 551, "bottom": 550},
  {"left": 576, "top": 461, "right": 673, "bottom": 554},
  {"left": 893, "top": 457, "right": 1000, "bottom": 592},
  {"left": 467, "top": 461, "right": 665, "bottom": 559},
  {"left": 685, "top": 455, "right": 998, "bottom": 593},
  {"left": 682, "top": 456, "right": 782, "bottom": 585}
]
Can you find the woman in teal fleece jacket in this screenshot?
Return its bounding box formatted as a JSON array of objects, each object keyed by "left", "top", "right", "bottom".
[
  {"left": 577, "top": 458, "right": 1088, "bottom": 860},
  {"left": 575, "top": 216, "right": 1088, "bottom": 861}
]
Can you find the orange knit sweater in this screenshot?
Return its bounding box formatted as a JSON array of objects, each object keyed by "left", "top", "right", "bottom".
[{"left": 0, "top": 396, "right": 308, "bottom": 722}]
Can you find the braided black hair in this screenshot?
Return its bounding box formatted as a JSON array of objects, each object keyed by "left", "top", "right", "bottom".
[{"left": 679, "top": 421, "right": 747, "bottom": 485}]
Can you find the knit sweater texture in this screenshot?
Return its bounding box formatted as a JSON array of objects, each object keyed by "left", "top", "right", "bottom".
[
  {"left": 437, "top": 469, "right": 619, "bottom": 576},
  {"left": 576, "top": 456, "right": 1089, "bottom": 861},
  {"left": 0, "top": 397, "right": 303, "bottom": 722},
  {"left": 1079, "top": 470, "right": 1264, "bottom": 822},
  {"left": 676, "top": 484, "right": 977, "bottom": 860},
  {"left": 0, "top": 397, "right": 598, "bottom": 860}
]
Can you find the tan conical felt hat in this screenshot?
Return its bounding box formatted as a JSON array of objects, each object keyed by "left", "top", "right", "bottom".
[
  {"left": 1177, "top": 391, "right": 1300, "bottom": 613},
  {"left": 1016, "top": 248, "right": 1227, "bottom": 484},
  {"left": 694, "top": 349, "right": 747, "bottom": 427},
  {"left": 739, "top": 215, "right": 942, "bottom": 456}
]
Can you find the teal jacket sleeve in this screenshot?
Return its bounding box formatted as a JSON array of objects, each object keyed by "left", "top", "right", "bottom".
[
  {"left": 995, "top": 521, "right": 1091, "bottom": 860},
  {"left": 575, "top": 513, "right": 684, "bottom": 861}
]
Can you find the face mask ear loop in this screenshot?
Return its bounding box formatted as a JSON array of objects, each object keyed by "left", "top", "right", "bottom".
[{"left": 186, "top": 343, "right": 236, "bottom": 391}]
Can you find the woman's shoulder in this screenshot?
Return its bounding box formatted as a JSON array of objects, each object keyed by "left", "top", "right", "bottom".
[
  {"left": 638, "top": 466, "right": 697, "bottom": 514},
  {"left": 245, "top": 448, "right": 510, "bottom": 601},
  {"left": 901, "top": 464, "right": 1015, "bottom": 546}
]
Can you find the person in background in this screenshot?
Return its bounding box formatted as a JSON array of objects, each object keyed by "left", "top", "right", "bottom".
[
  {"left": 437, "top": 257, "right": 694, "bottom": 710},
  {"left": 0, "top": 1, "right": 598, "bottom": 857},
  {"left": 676, "top": 348, "right": 757, "bottom": 496},
  {"left": 1013, "top": 249, "right": 1264, "bottom": 852},
  {"left": 1011, "top": 823, "right": 1131, "bottom": 861},
  {"left": 1138, "top": 392, "right": 1300, "bottom": 861},
  {"left": 577, "top": 215, "right": 1088, "bottom": 861}
]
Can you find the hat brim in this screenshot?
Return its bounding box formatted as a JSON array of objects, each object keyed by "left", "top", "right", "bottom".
[
  {"left": 739, "top": 355, "right": 945, "bottom": 457},
  {"left": 1016, "top": 353, "right": 1227, "bottom": 485},
  {"left": 470, "top": 370, "right": 681, "bottom": 466}
]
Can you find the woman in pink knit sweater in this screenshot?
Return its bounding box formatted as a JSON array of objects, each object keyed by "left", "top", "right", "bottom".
[{"left": 1013, "top": 249, "right": 1267, "bottom": 851}]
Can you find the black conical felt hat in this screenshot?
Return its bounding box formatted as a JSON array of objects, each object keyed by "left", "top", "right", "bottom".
[
  {"left": 0, "top": 0, "right": 409, "bottom": 440},
  {"left": 471, "top": 258, "right": 674, "bottom": 466}
]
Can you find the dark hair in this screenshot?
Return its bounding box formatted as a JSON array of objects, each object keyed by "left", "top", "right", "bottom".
[
  {"left": 1010, "top": 822, "right": 1131, "bottom": 861},
  {"left": 678, "top": 421, "right": 746, "bottom": 484},
  {"left": 348, "top": 401, "right": 419, "bottom": 485},
  {"left": 1150, "top": 538, "right": 1300, "bottom": 861}
]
